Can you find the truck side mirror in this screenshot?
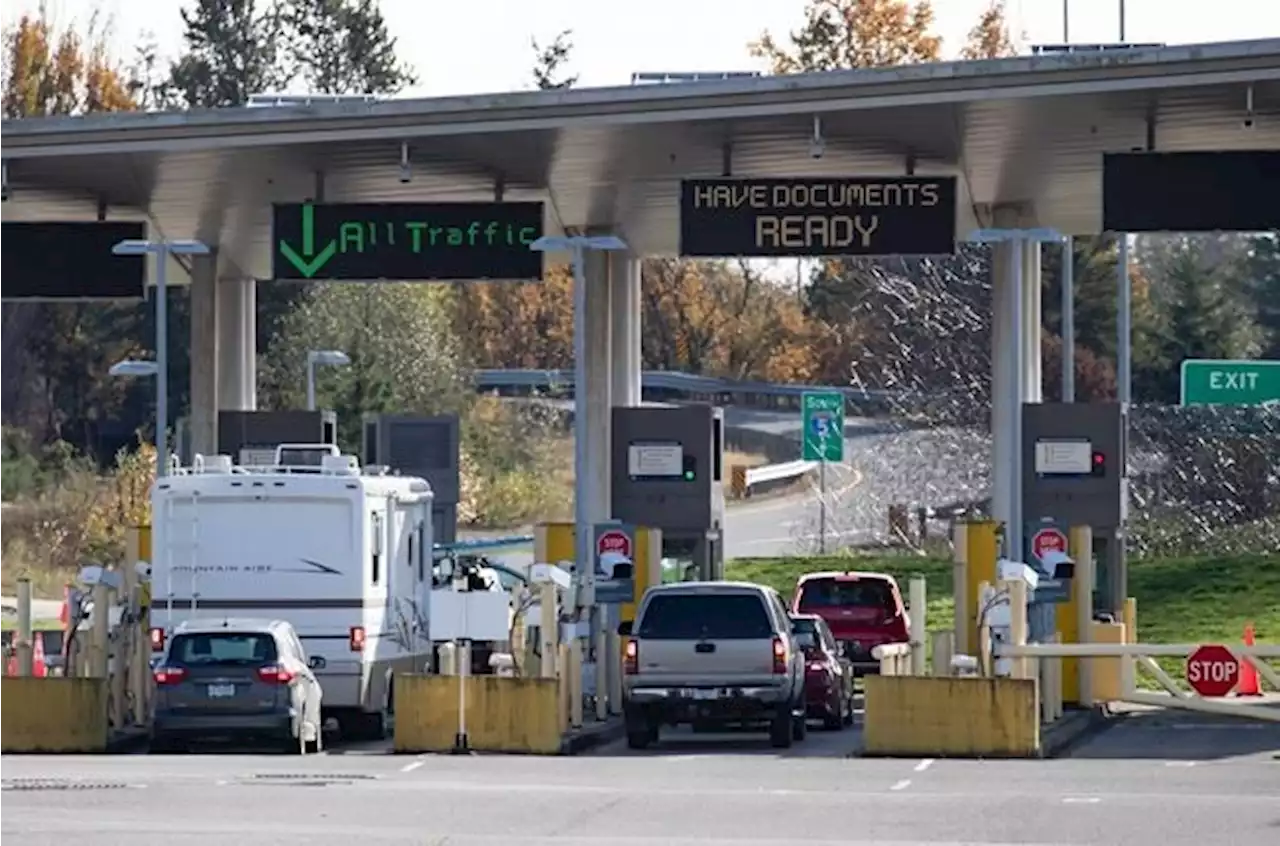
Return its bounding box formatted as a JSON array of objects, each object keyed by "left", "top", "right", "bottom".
[{"left": 617, "top": 620, "right": 633, "bottom": 637}]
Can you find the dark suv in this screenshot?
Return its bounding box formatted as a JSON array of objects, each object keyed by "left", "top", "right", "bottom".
[{"left": 151, "top": 618, "right": 323, "bottom": 753}]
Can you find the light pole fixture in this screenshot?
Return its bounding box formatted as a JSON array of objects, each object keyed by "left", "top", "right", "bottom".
[
  {"left": 306, "top": 349, "right": 351, "bottom": 410},
  {"left": 112, "top": 238, "right": 211, "bottom": 479},
  {"left": 108, "top": 358, "right": 161, "bottom": 472}
]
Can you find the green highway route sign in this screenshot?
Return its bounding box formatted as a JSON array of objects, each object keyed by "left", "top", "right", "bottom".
[
  {"left": 1180, "top": 359, "right": 1280, "bottom": 406},
  {"left": 271, "top": 202, "right": 545, "bottom": 281},
  {"left": 802, "top": 391, "right": 845, "bottom": 462}
]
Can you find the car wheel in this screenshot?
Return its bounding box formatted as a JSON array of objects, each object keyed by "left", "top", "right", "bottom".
[
  {"left": 625, "top": 715, "right": 652, "bottom": 750},
  {"left": 345, "top": 709, "right": 387, "bottom": 742},
  {"left": 823, "top": 693, "right": 844, "bottom": 731},
  {"left": 791, "top": 707, "right": 808, "bottom": 742},
  {"left": 769, "top": 707, "right": 793, "bottom": 749}
]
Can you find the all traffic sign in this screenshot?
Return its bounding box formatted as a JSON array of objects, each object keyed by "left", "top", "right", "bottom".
[
  {"left": 1031, "top": 527, "right": 1068, "bottom": 564},
  {"left": 596, "top": 529, "right": 632, "bottom": 560},
  {"left": 1186, "top": 644, "right": 1240, "bottom": 698}
]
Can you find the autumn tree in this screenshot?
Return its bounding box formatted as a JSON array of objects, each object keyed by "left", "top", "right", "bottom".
[
  {"left": 960, "top": 1, "right": 1018, "bottom": 60},
  {"left": 0, "top": 7, "right": 148, "bottom": 455},
  {"left": 531, "top": 29, "right": 577, "bottom": 90},
  {"left": 751, "top": 0, "right": 941, "bottom": 72}
]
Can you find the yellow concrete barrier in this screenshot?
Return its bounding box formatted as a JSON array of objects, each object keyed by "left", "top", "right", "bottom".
[
  {"left": 394, "top": 674, "right": 562, "bottom": 754},
  {"left": 863, "top": 675, "right": 1040, "bottom": 758},
  {"left": 1, "top": 677, "right": 109, "bottom": 753},
  {"left": 1089, "top": 621, "right": 1127, "bottom": 702}
]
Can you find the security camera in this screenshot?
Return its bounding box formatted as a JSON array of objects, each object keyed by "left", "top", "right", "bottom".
[
  {"left": 809, "top": 115, "right": 825, "bottom": 159},
  {"left": 398, "top": 142, "right": 412, "bottom": 184}
]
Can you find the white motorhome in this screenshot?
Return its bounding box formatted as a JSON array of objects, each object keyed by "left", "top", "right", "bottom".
[{"left": 149, "top": 446, "right": 434, "bottom": 740}]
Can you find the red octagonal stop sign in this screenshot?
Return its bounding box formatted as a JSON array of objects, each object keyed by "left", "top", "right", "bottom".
[{"left": 1186, "top": 644, "right": 1239, "bottom": 697}]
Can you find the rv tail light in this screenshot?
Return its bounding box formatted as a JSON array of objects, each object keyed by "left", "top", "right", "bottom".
[
  {"left": 149, "top": 627, "right": 166, "bottom": 652},
  {"left": 349, "top": 626, "right": 366, "bottom": 652},
  {"left": 152, "top": 666, "right": 187, "bottom": 685},
  {"left": 623, "top": 640, "right": 638, "bottom": 675}
]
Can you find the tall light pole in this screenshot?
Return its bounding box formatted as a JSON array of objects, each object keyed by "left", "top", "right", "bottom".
[
  {"left": 111, "top": 239, "right": 211, "bottom": 478},
  {"left": 306, "top": 350, "right": 351, "bottom": 410},
  {"left": 109, "top": 358, "right": 162, "bottom": 472}
]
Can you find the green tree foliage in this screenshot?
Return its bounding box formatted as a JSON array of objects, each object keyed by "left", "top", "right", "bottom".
[
  {"left": 1241, "top": 233, "right": 1280, "bottom": 359},
  {"left": 286, "top": 0, "right": 416, "bottom": 94},
  {"left": 169, "top": 0, "right": 293, "bottom": 108}
]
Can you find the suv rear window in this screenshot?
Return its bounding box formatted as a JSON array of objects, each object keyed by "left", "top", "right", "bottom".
[
  {"left": 790, "top": 617, "right": 819, "bottom": 650},
  {"left": 797, "top": 578, "right": 895, "bottom": 611},
  {"left": 169, "top": 633, "right": 278, "bottom": 666},
  {"left": 637, "top": 593, "right": 774, "bottom": 640}
]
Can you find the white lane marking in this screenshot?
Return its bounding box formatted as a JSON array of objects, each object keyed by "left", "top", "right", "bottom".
[
  {"left": 400, "top": 760, "right": 425, "bottom": 773},
  {"left": 1062, "top": 797, "right": 1101, "bottom": 804},
  {"left": 913, "top": 758, "right": 935, "bottom": 773},
  {"left": 890, "top": 779, "right": 912, "bottom": 791},
  {"left": 1165, "top": 761, "right": 1197, "bottom": 767}
]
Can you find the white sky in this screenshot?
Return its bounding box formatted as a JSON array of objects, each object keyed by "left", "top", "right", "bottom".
[{"left": 4, "top": 0, "right": 1279, "bottom": 98}]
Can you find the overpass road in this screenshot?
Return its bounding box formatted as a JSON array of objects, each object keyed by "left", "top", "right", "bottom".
[{"left": 3, "top": 711, "right": 1276, "bottom": 846}]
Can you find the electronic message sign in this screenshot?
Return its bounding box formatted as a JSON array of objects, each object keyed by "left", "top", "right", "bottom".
[
  {"left": 1, "top": 221, "right": 147, "bottom": 300},
  {"left": 679, "top": 177, "right": 957, "bottom": 257},
  {"left": 271, "top": 202, "right": 545, "bottom": 281},
  {"left": 1103, "top": 151, "right": 1280, "bottom": 233}
]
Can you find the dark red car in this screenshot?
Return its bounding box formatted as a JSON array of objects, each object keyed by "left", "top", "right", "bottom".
[
  {"left": 791, "top": 571, "right": 910, "bottom": 675},
  {"left": 789, "top": 614, "right": 854, "bottom": 730}
]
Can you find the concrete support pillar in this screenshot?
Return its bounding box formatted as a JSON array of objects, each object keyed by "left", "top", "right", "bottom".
[
  {"left": 216, "top": 277, "right": 256, "bottom": 412},
  {"left": 609, "top": 253, "right": 642, "bottom": 409},
  {"left": 188, "top": 253, "right": 219, "bottom": 457},
  {"left": 990, "top": 239, "right": 1020, "bottom": 560}
]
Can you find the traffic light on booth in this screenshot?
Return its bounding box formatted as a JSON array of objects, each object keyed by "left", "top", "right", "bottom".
[
  {"left": 682, "top": 454, "right": 697, "bottom": 481},
  {"left": 1090, "top": 450, "right": 1106, "bottom": 477}
]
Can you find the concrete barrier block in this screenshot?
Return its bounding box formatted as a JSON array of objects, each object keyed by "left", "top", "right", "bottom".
[
  {"left": 1, "top": 677, "right": 109, "bottom": 753},
  {"left": 863, "top": 675, "right": 1040, "bottom": 758},
  {"left": 394, "top": 674, "right": 563, "bottom": 755}
]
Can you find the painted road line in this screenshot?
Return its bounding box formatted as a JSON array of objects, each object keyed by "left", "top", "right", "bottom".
[
  {"left": 400, "top": 760, "right": 425, "bottom": 773},
  {"left": 913, "top": 758, "right": 935, "bottom": 772},
  {"left": 890, "top": 779, "right": 912, "bottom": 791}
]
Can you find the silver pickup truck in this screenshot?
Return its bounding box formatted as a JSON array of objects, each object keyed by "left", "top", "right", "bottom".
[{"left": 617, "top": 581, "right": 807, "bottom": 750}]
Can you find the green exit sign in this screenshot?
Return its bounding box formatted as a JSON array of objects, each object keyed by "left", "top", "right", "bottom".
[{"left": 1180, "top": 359, "right": 1280, "bottom": 406}]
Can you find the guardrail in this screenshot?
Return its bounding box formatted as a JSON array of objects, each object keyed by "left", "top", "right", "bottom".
[
  {"left": 435, "top": 535, "right": 534, "bottom": 553},
  {"left": 474, "top": 368, "right": 918, "bottom": 412},
  {"left": 730, "top": 460, "right": 817, "bottom": 498}
]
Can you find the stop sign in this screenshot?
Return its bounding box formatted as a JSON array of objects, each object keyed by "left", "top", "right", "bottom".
[
  {"left": 596, "top": 529, "right": 632, "bottom": 560},
  {"left": 1186, "top": 644, "right": 1239, "bottom": 697},
  {"left": 1031, "top": 527, "right": 1068, "bottom": 563}
]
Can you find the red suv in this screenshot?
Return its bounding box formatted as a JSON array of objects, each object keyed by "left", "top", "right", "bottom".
[{"left": 791, "top": 571, "right": 910, "bottom": 675}]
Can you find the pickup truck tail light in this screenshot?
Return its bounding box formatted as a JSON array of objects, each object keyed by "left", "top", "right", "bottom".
[
  {"left": 152, "top": 665, "right": 187, "bottom": 686},
  {"left": 149, "top": 627, "right": 166, "bottom": 652},
  {"left": 772, "top": 637, "right": 787, "bottom": 674},
  {"left": 623, "top": 640, "right": 638, "bottom": 675},
  {"left": 349, "top": 626, "right": 365, "bottom": 652}
]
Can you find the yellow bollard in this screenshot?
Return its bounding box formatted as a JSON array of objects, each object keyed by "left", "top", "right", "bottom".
[
  {"left": 1058, "top": 525, "right": 1095, "bottom": 706},
  {"left": 963, "top": 519, "right": 999, "bottom": 658}
]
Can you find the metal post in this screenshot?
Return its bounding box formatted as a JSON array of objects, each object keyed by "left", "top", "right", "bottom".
[
  {"left": 1117, "top": 235, "right": 1132, "bottom": 406},
  {"left": 909, "top": 576, "right": 927, "bottom": 676},
  {"left": 1118, "top": 0, "right": 1126, "bottom": 42},
  {"left": 1063, "top": 0, "right": 1070, "bottom": 42},
  {"left": 1062, "top": 236, "right": 1076, "bottom": 402},
  {"left": 15, "top": 577, "right": 33, "bottom": 677},
  {"left": 570, "top": 245, "right": 592, "bottom": 622},
  {"left": 306, "top": 352, "right": 317, "bottom": 411},
  {"left": 155, "top": 248, "right": 169, "bottom": 479},
  {"left": 1009, "top": 238, "right": 1025, "bottom": 561},
  {"left": 818, "top": 460, "right": 828, "bottom": 554}
]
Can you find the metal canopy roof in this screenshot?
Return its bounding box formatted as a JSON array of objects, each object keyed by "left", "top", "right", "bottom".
[{"left": 3, "top": 39, "right": 1278, "bottom": 281}]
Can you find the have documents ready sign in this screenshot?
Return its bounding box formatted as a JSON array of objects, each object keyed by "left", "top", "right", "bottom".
[{"left": 1180, "top": 359, "right": 1280, "bottom": 406}]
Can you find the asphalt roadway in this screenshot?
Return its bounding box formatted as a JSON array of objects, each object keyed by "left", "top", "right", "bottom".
[{"left": 5, "top": 709, "right": 1276, "bottom": 845}]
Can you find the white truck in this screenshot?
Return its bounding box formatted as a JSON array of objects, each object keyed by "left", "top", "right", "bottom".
[{"left": 149, "top": 446, "right": 434, "bottom": 740}]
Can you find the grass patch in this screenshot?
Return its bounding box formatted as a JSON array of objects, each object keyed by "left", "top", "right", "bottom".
[
  {"left": 0, "top": 618, "right": 63, "bottom": 633},
  {"left": 727, "top": 552, "right": 1279, "bottom": 684}
]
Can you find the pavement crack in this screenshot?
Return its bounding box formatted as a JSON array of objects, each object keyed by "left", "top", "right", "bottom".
[{"left": 545, "top": 793, "right": 627, "bottom": 835}]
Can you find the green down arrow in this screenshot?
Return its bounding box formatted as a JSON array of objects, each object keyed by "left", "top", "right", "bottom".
[{"left": 278, "top": 204, "right": 337, "bottom": 278}]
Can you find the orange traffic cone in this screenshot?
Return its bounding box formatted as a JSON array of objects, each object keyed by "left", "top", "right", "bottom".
[
  {"left": 58, "top": 583, "right": 71, "bottom": 628},
  {"left": 31, "top": 632, "right": 47, "bottom": 678},
  {"left": 1236, "top": 623, "right": 1262, "bottom": 697},
  {"left": 5, "top": 651, "right": 15, "bottom": 677}
]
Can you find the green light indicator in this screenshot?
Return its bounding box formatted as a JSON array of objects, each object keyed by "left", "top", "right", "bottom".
[{"left": 683, "top": 470, "right": 694, "bottom": 481}]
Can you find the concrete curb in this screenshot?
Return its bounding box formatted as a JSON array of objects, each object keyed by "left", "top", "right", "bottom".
[
  {"left": 559, "top": 718, "right": 625, "bottom": 755},
  {"left": 1040, "top": 707, "right": 1110, "bottom": 758}
]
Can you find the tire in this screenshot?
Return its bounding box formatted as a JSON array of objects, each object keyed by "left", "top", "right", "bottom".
[
  {"left": 822, "top": 693, "right": 844, "bottom": 731},
  {"left": 341, "top": 709, "right": 386, "bottom": 743},
  {"left": 791, "top": 707, "right": 808, "bottom": 742},
  {"left": 769, "top": 707, "right": 793, "bottom": 749},
  {"left": 841, "top": 693, "right": 856, "bottom": 727},
  {"left": 281, "top": 729, "right": 303, "bottom": 755}
]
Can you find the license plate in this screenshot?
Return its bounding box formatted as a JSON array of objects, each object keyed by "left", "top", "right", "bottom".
[
  {"left": 689, "top": 688, "right": 720, "bottom": 701},
  {"left": 206, "top": 684, "right": 235, "bottom": 698}
]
